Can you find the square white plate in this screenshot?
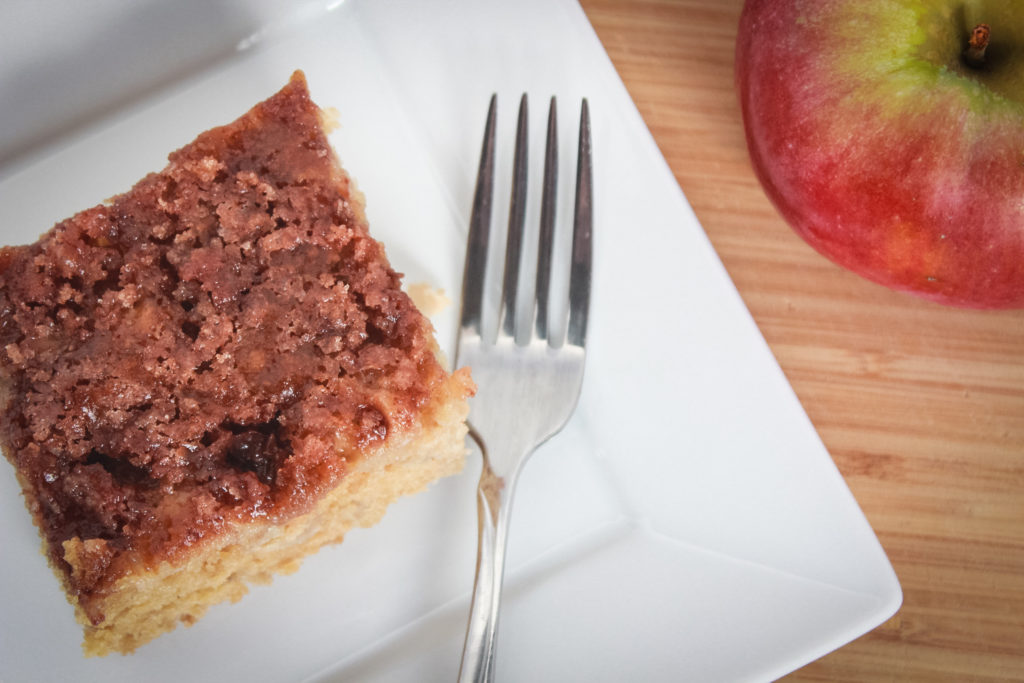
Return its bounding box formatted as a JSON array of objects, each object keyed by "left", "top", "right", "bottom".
[{"left": 0, "top": 1, "right": 900, "bottom": 681}]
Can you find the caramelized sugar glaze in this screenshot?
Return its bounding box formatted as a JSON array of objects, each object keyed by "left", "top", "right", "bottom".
[{"left": 0, "top": 73, "right": 449, "bottom": 620}]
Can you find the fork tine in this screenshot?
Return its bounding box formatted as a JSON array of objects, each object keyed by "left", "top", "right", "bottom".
[
  {"left": 459, "top": 94, "right": 497, "bottom": 337},
  {"left": 567, "top": 99, "right": 592, "bottom": 348},
  {"left": 533, "top": 97, "right": 558, "bottom": 343},
  {"left": 498, "top": 94, "right": 529, "bottom": 342}
]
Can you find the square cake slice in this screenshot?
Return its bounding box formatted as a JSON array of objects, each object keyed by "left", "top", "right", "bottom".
[{"left": 0, "top": 71, "right": 473, "bottom": 656}]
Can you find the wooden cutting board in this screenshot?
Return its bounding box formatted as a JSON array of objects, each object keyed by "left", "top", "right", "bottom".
[{"left": 579, "top": 0, "right": 1024, "bottom": 680}]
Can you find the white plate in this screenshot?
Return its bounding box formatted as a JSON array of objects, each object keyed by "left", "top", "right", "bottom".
[{"left": 0, "top": 1, "right": 901, "bottom": 681}]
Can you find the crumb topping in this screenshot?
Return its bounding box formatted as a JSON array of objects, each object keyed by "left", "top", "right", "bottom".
[{"left": 0, "top": 73, "right": 447, "bottom": 608}]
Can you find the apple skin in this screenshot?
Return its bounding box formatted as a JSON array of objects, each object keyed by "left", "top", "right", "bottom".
[{"left": 736, "top": 0, "right": 1024, "bottom": 308}]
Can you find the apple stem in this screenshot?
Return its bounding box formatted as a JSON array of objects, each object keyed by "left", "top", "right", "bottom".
[{"left": 965, "top": 23, "right": 990, "bottom": 68}]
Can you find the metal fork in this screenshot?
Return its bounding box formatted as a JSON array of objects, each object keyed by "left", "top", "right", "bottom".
[{"left": 455, "top": 94, "right": 592, "bottom": 683}]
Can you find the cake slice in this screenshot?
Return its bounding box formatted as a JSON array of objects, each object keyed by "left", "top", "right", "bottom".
[{"left": 0, "top": 71, "right": 473, "bottom": 656}]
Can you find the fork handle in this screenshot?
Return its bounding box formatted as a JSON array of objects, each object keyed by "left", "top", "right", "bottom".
[{"left": 458, "top": 460, "right": 520, "bottom": 683}]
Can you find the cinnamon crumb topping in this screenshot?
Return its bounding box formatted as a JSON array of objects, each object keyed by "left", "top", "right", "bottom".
[{"left": 0, "top": 73, "right": 448, "bottom": 604}]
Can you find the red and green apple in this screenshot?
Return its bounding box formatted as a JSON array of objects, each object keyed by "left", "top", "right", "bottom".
[{"left": 736, "top": 0, "right": 1024, "bottom": 308}]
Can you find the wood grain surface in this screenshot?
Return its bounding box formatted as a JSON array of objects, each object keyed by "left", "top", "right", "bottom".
[{"left": 578, "top": 1, "right": 1024, "bottom": 680}]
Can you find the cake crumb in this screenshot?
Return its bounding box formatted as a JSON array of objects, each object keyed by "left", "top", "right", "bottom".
[
  {"left": 319, "top": 106, "right": 341, "bottom": 133},
  {"left": 406, "top": 283, "right": 450, "bottom": 317}
]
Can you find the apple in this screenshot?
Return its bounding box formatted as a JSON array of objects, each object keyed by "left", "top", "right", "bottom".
[{"left": 736, "top": 0, "right": 1024, "bottom": 308}]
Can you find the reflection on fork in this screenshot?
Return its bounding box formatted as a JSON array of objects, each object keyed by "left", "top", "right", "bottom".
[{"left": 455, "top": 93, "right": 592, "bottom": 683}]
